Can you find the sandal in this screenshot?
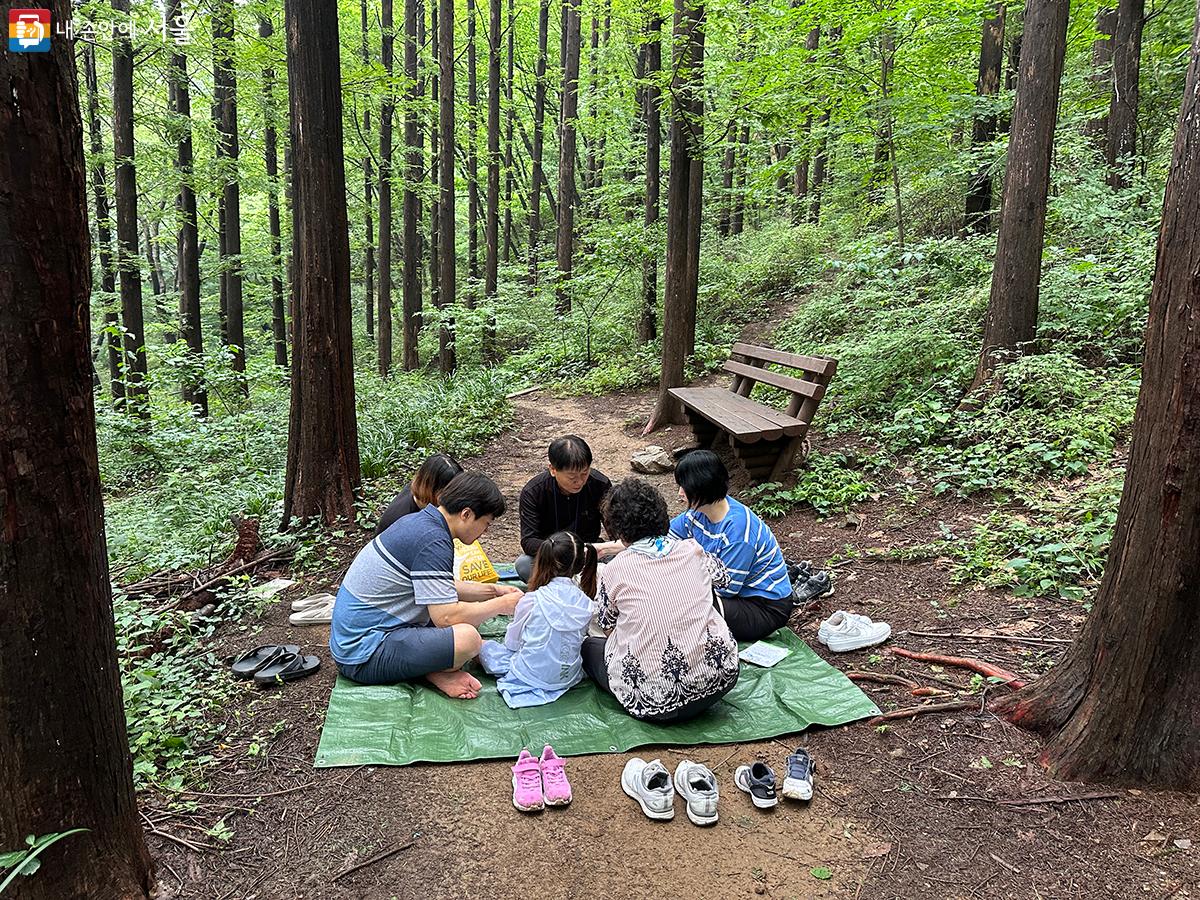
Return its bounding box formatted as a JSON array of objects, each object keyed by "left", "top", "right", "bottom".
[
  {"left": 231, "top": 644, "right": 300, "bottom": 679},
  {"left": 291, "top": 592, "right": 336, "bottom": 612},
  {"left": 254, "top": 651, "right": 321, "bottom": 687},
  {"left": 289, "top": 602, "right": 335, "bottom": 626}
]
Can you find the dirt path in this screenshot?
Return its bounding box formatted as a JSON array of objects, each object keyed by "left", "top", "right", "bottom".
[{"left": 149, "top": 325, "right": 1200, "bottom": 899}]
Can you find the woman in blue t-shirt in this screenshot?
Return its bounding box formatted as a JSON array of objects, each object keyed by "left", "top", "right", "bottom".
[{"left": 668, "top": 451, "right": 795, "bottom": 641}]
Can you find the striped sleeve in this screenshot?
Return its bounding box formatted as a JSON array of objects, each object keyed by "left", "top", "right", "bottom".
[
  {"left": 668, "top": 511, "right": 690, "bottom": 539},
  {"left": 412, "top": 537, "right": 457, "bottom": 606}
]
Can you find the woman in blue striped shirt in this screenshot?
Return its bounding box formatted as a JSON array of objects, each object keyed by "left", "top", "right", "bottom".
[{"left": 669, "top": 451, "right": 795, "bottom": 641}]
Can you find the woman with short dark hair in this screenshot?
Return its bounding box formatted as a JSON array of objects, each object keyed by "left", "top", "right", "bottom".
[
  {"left": 581, "top": 478, "right": 739, "bottom": 723},
  {"left": 671, "top": 450, "right": 794, "bottom": 642},
  {"left": 375, "top": 453, "right": 464, "bottom": 535}
]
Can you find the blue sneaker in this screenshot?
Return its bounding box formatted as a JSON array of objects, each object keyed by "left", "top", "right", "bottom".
[
  {"left": 783, "top": 748, "right": 815, "bottom": 801},
  {"left": 734, "top": 761, "right": 778, "bottom": 809}
]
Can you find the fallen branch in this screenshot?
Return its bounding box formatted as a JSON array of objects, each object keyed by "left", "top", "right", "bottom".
[
  {"left": 175, "top": 547, "right": 293, "bottom": 605},
  {"left": 867, "top": 699, "right": 977, "bottom": 725},
  {"left": 903, "top": 630, "right": 1072, "bottom": 646},
  {"left": 890, "top": 648, "right": 1027, "bottom": 689},
  {"left": 846, "top": 671, "right": 918, "bottom": 690},
  {"left": 333, "top": 840, "right": 416, "bottom": 882},
  {"left": 998, "top": 791, "right": 1121, "bottom": 807},
  {"left": 911, "top": 686, "right": 952, "bottom": 697}
]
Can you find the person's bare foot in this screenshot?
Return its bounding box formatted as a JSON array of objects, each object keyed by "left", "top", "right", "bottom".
[{"left": 426, "top": 669, "right": 482, "bottom": 699}]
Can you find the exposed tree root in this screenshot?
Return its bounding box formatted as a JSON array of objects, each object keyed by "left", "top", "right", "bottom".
[{"left": 891, "top": 648, "right": 1026, "bottom": 689}]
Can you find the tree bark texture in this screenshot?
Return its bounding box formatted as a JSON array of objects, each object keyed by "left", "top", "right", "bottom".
[
  {"left": 1107, "top": 0, "right": 1145, "bottom": 187},
  {"left": 283, "top": 0, "right": 362, "bottom": 526},
  {"left": 1085, "top": 8, "right": 1117, "bottom": 146},
  {"left": 528, "top": 0, "right": 549, "bottom": 284},
  {"left": 504, "top": 0, "right": 515, "bottom": 262},
  {"left": 556, "top": 0, "right": 583, "bottom": 312},
  {"left": 965, "top": 2, "right": 1006, "bottom": 234},
  {"left": 361, "top": 0, "right": 376, "bottom": 340},
  {"left": 996, "top": 11, "right": 1200, "bottom": 789},
  {"left": 484, "top": 0, "right": 502, "bottom": 360},
  {"left": 438, "top": 0, "right": 458, "bottom": 370},
  {"left": 468, "top": 0, "right": 481, "bottom": 294},
  {"left": 430, "top": 0, "right": 441, "bottom": 321},
  {"left": 971, "top": 0, "right": 1069, "bottom": 389},
  {"left": 403, "top": 0, "right": 423, "bottom": 370},
  {"left": 213, "top": 0, "right": 246, "bottom": 383},
  {"left": 1, "top": 8, "right": 155, "bottom": 892},
  {"left": 260, "top": 17, "right": 288, "bottom": 369},
  {"left": 379, "top": 0, "right": 396, "bottom": 375},
  {"left": 638, "top": 12, "right": 662, "bottom": 344}
]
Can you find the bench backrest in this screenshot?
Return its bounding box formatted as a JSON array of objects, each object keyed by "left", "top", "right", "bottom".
[{"left": 723, "top": 342, "right": 838, "bottom": 424}]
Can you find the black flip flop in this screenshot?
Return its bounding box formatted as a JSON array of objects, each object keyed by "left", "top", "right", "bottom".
[
  {"left": 253, "top": 652, "right": 321, "bottom": 687},
  {"left": 231, "top": 644, "right": 300, "bottom": 679}
]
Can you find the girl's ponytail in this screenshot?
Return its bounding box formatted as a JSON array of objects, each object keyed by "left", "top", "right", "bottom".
[
  {"left": 577, "top": 541, "right": 598, "bottom": 599},
  {"left": 527, "top": 530, "right": 597, "bottom": 597}
]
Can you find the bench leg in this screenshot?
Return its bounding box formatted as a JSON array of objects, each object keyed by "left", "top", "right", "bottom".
[
  {"left": 731, "top": 437, "right": 784, "bottom": 484},
  {"left": 768, "top": 437, "right": 804, "bottom": 482},
  {"left": 684, "top": 409, "right": 720, "bottom": 450}
]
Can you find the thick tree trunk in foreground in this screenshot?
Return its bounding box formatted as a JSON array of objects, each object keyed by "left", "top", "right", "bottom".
[
  {"left": 213, "top": 0, "right": 246, "bottom": 385},
  {"left": 261, "top": 17, "right": 289, "bottom": 369},
  {"left": 996, "top": 14, "right": 1200, "bottom": 789},
  {"left": 965, "top": 2, "right": 1006, "bottom": 234},
  {"left": 646, "top": 0, "right": 704, "bottom": 432},
  {"left": 112, "top": 0, "right": 149, "bottom": 416},
  {"left": 403, "top": 0, "right": 423, "bottom": 370},
  {"left": 556, "top": 0, "right": 583, "bottom": 312},
  {"left": 970, "top": 0, "right": 1069, "bottom": 391},
  {"left": 638, "top": 12, "right": 662, "bottom": 344},
  {"left": 361, "top": 0, "right": 376, "bottom": 340},
  {"left": 379, "top": 0, "right": 396, "bottom": 376},
  {"left": 283, "top": 0, "right": 362, "bottom": 526},
  {"left": 528, "top": 0, "right": 549, "bottom": 284},
  {"left": 83, "top": 41, "right": 126, "bottom": 408},
  {"left": 483, "top": 0, "right": 501, "bottom": 360},
  {"left": 1, "top": 12, "right": 155, "bottom": 894},
  {"left": 438, "top": 0, "right": 457, "bottom": 370},
  {"left": 1106, "top": 0, "right": 1145, "bottom": 188}
]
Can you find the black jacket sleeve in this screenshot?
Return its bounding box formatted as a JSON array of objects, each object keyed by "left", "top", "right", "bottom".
[{"left": 519, "top": 479, "right": 547, "bottom": 557}]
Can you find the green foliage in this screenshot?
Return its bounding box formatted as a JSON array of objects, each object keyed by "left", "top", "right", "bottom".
[
  {"left": 0, "top": 830, "right": 89, "bottom": 893},
  {"left": 744, "top": 452, "right": 876, "bottom": 518}
]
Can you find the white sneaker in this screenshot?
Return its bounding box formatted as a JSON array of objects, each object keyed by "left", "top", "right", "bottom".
[
  {"left": 621, "top": 758, "right": 675, "bottom": 821},
  {"left": 288, "top": 596, "right": 335, "bottom": 625},
  {"left": 672, "top": 760, "right": 719, "bottom": 826},
  {"left": 818, "top": 610, "right": 891, "bottom": 652},
  {"left": 291, "top": 592, "right": 336, "bottom": 612}
]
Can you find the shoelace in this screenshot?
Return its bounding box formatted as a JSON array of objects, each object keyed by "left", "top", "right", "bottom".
[
  {"left": 542, "top": 763, "right": 566, "bottom": 787},
  {"left": 516, "top": 765, "right": 542, "bottom": 791}
]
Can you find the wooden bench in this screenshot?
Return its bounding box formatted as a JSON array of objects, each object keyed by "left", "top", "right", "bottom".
[{"left": 669, "top": 342, "right": 838, "bottom": 483}]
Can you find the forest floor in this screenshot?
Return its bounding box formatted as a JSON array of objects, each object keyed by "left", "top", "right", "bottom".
[{"left": 144, "top": 310, "right": 1200, "bottom": 900}]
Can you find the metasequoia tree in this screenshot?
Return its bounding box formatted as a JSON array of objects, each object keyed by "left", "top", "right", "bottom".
[
  {"left": 403, "top": 0, "right": 424, "bottom": 369},
  {"left": 1107, "top": 0, "right": 1145, "bottom": 187},
  {"left": 361, "top": 0, "right": 376, "bottom": 340},
  {"left": 556, "top": 0, "right": 583, "bottom": 312},
  {"left": 484, "top": 0, "right": 501, "bottom": 360},
  {"left": 468, "top": 0, "right": 481, "bottom": 294},
  {"left": 282, "top": 0, "right": 362, "bottom": 526},
  {"left": 1, "top": 5, "right": 155, "bottom": 891},
  {"left": 637, "top": 10, "right": 663, "bottom": 343},
  {"left": 438, "top": 0, "right": 458, "bottom": 370},
  {"left": 379, "top": 0, "right": 396, "bottom": 375},
  {"left": 261, "top": 16, "right": 288, "bottom": 369},
  {"left": 213, "top": 0, "right": 246, "bottom": 385},
  {"left": 995, "top": 8, "right": 1200, "bottom": 788},
  {"left": 1085, "top": 8, "right": 1118, "bottom": 145},
  {"left": 528, "top": 0, "right": 550, "bottom": 283},
  {"left": 646, "top": 0, "right": 705, "bottom": 432},
  {"left": 970, "top": 0, "right": 1070, "bottom": 391},
  {"left": 964, "top": 2, "right": 1006, "bottom": 233}
]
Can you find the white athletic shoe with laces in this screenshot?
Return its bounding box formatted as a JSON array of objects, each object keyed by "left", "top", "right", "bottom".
[
  {"left": 672, "top": 760, "right": 719, "bottom": 826},
  {"left": 621, "top": 758, "right": 675, "bottom": 821},
  {"left": 818, "top": 610, "right": 891, "bottom": 652}
]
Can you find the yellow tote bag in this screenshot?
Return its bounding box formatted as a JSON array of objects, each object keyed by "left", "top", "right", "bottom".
[{"left": 453, "top": 539, "right": 500, "bottom": 583}]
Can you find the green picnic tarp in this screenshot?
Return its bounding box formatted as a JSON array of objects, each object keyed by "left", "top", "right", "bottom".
[
  {"left": 314, "top": 624, "right": 880, "bottom": 767},
  {"left": 316, "top": 628, "right": 883, "bottom": 768}
]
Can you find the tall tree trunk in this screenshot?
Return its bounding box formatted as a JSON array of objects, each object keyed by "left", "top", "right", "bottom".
[
  {"left": 503, "top": 0, "right": 515, "bottom": 262},
  {"left": 719, "top": 120, "right": 736, "bottom": 236},
  {"left": 970, "top": 0, "right": 1070, "bottom": 391},
  {"left": 1, "top": 11, "right": 155, "bottom": 893},
  {"left": 112, "top": 0, "right": 149, "bottom": 416},
  {"left": 555, "top": 0, "right": 582, "bottom": 313},
  {"left": 402, "top": 0, "right": 423, "bottom": 370},
  {"left": 809, "top": 26, "right": 840, "bottom": 223},
  {"left": 879, "top": 32, "right": 905, "bottom": 251},
  {"left": 528, "top": 0, "right": 549, "bottom": 284},
  {"left": 1106, "top": 0, "right": 1145, "bottom": 188},
  {"left": 468, "top": 0, "right": 480, "bottom": 301},
  {"left": 1085, "top": 8, "right": 1118, "bottom": 147},
  {"left": 283, "top": 0, "right": 362, "bottom": 526},
  {"left": 361, "top": 0, "right": 376, "bottom": 340},
  {"left": 213, "top": 0, "right": 246, "bottom": 387},
  {"left": 379, "top": 0, "right": 396, "bottom": 375},
  {"left": 484, "top": 0, "right": 501, "bottom": 360},
  {"left": 430, "top": 0, "right": 441, "bottom": 324},
  {"left": 730, "top": 123, "right": 748, "bottom": 236},
  {"left": 261, "top": 16, "right": 288, "bottom": 368},
  {"left": 646, "top": 0, "right": 704, "bottom": 431},
  {"left": 995, "top": 11, "right": 1200, "bottom": 788},
  {"left": 638, "top": 11, "right": 662, "bottom": 344},
  {"left": 83, "top": 41, "right": 126, "bottom": 408},
  {"left": 142, "top": 217, "right": 165, "bottom": 301},
  {"left": 584, "top": 7, "right": 601, "bottom": 193},
  {"left": 438, "top": 0, "right": 458, "bottom": 370},
  {"left": 965, "top": 2, "right": 1006, "bottom": 234},
  {"left": 681, "top": 16, "right": 705, "bottom": 363},
  {"left": 165, "top": 3, "right": 208, "bottom": 414}
]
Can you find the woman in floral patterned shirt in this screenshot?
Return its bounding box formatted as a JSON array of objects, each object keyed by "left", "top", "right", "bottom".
[{"left": 581, "top": 478, "right": 740, "bottom": 722}]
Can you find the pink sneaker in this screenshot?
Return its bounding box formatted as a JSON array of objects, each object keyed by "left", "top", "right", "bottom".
[
  {"left": 540, "top": 745, "right": 572, "bottom": 806},
  {"left": 512, "top": 748, "right": 544, "bottom": 812}
]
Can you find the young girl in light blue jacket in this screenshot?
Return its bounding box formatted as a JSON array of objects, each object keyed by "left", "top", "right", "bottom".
[{"left": 479, "top": 531, "right": 597, "bottom": 708}]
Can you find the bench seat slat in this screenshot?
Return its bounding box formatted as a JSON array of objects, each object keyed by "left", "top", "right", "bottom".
[
  {"left": 670, "top": 387, "right": 806, "bottom": 441},
  {"left": 732, "top": 342, "right": 837, "bottom": 378},
  {"left": 723, "top": 360, "right": 826, "bottom": 400}
]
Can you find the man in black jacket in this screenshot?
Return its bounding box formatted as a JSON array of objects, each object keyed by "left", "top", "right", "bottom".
[{"left": 515, "top": 435, "right": 623, "bottom": 582}]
